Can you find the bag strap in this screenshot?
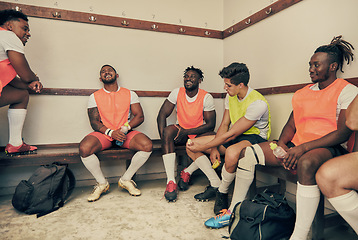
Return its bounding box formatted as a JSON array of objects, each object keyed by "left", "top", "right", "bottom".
[{"left": 254, "top": 191, "right": 280, "bottom": 208}]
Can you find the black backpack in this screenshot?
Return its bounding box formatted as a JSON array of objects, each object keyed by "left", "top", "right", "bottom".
[
  {"left": 12, "top": 162, "right": 76, "bottom": 217},
  {"left": 229, "top": 190, "right": 296, "bottom": 240}
]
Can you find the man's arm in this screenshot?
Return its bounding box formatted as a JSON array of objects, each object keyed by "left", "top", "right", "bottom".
[
  {"left": 277, "top": 112, "right": 296, "bottom": 150},
  {"left": 127, "top": 103, "right": 144, "bottom": 129},
  {"left": 88, "top": 107, "right": 107, "bottom": 134},
  {"left": 346, "top": 95, "right": 358, "bottom": 131},
  {"left": 7, "top": 50, "right": 38, "bottom": 83},
  {"left": 157, "top": 99, "right": 175, "bottom": 139}
]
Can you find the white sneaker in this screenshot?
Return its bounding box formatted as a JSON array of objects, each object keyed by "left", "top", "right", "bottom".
[
  {"left": 87, "top": 182, "right": 110, "bottom": 202},
  {"left": 118, "top": 179, "right": 141, "bottom": 196}
]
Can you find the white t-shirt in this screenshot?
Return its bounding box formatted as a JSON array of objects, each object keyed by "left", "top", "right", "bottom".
[
  {"left": 0, "top": 30, "right": 24, "bottom": 61},
  {"left": 167, "top": 87, "right": 215, "bottom": 112},
  {"left": 224, "top": 87, "right": 270, "bottom": 139}
]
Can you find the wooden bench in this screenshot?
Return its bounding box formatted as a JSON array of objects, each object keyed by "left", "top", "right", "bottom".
[
  {"left": 252, "top": 165, "right": 347, "bottom": 240},
  {"left": 0, "top": 139, "right": 187, "bottom": 168}
]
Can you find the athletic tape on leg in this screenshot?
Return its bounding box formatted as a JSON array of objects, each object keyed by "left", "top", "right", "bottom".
[{"left": 238, "top": 144, "right": 265, "bottom": 172}]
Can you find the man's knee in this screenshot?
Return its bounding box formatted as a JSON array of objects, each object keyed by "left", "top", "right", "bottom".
[
  {"left": 140, "top": 139, "right": 153, "bottom": 152},
  {"left": 316, "top": 164, "right": 336, "bottom": 191},
  {"left": 225, "top": 146, "right": 240, "bottom": 169},
  {"left": 297, "top": 156, "right": 321, "bottom": 177},
  {"left": 79, "top": 140, "right": 99, "bottom": 158}
]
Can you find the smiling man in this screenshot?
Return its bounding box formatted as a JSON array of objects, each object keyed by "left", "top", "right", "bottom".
[
  {"left": 157, "top": 66, "right": 216, "bottom": 202},
  {"left": 0, "top": 9, "right": 42, "bottom": 155},
  {"left": 186, "top": 62, "right": 270, "bottom": 225},
  {"left": 79, "top": 64, "right": 153, "bottom": 202}
]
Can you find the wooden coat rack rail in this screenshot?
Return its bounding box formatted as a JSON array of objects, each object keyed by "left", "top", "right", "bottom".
[{"left": 0, "top": 0, "right": 303, "bottom": 39}]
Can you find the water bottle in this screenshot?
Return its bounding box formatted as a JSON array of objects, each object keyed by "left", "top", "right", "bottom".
[
  {"left": 269, "top": 142, "right": 287, "bottom": 159},
  {"left": 116, "top": 122, "right": 130, "bottom": 146}
]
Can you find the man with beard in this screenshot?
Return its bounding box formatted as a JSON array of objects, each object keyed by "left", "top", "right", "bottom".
[
  {"left": 79, "top": 65, "right": 152, "bottom": 202},
  {"left": 157, "top": 66, "right": 216, "bottom": 202}
]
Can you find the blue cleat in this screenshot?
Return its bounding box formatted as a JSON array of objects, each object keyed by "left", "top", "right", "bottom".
[{"left": 205, "top": 209, "right": 231, "bottom": 229}]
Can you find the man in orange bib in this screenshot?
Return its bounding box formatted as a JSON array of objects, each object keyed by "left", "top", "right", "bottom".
[
  {"left": 220, "top": 36, "right": 357, "bottom": 239},
  {"left": 79, "top": 65, "right": 152, "bottom": 202},
  {"left": 0, "top": 10, "right": 42, "bottom": 155},
  {"left": 157, "top": 66, "right": 216, "bottom": 202}
]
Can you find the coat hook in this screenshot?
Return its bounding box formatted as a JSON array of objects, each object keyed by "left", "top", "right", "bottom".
[
  {"left": 228, "top": 28, "right": 234, "bottom": 34},
  {"left": 52, "top": 12, "right": 61, "bottom": 18},
  {"left": 13, "top": 6, "right": 22, "bottom": 12},
  {"left": 265, "top": 8, "right": 272, "bottom": 15},
  {"left": 245, "top": 18, "right": 251, "bottom": 25},
  {"left": 121, "top": 20, "right": 129, "bottom": 26},
  {"left": 179, "top": 28, "right": 186, "bottom": 33},
  {"left": 204, "top": 31, "right": 211, "bottom": 36},
  {"left": 89, "top": 16, "right": 96, "bottom": 22},
  {"left": 151, "top": 24, "right": 158, "bottom": 30}
]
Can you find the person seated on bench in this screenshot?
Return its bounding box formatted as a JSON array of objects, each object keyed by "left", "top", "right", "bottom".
[
  {"left": 203, "top": 36, "right": 357, "bottom": 237},
  {"left": 157, "top": 66, "right": 216, "bottom": 202},
  {"left": 0, "top": 9, "right": 42, "bottom": 155},
  {"left": 316, "top": 94, "right": 358, "bottom": 235},
  {"left": 79, "top": 64, "right": 152, "bottom": 202},
  {"left": 186, "top": 62, "right": 271, "bottom": 210}
]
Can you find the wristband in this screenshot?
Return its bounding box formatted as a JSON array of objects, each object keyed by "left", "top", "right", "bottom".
[{"left": 105, "top": 129, "right": 113, "bottom": 136}]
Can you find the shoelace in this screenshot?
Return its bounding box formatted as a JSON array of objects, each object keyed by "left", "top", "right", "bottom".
[
  {"left": 215, "top": 209, "right": 230, "bottom": 219},
  {"left": 165, "top": 181, "right": 177, "bottom": 192},
  {"left": 180, "top": 171, "right": 190, "bottom": 182}
]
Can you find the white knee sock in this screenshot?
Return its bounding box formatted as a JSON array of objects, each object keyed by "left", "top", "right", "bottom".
[
  {"left": 229, "top": 168, "right": 255, "bottom": 212},
  {"left": 218, "top": 165, "right": 236, "bottom": 194},
  {"left": 184, "top": 161, "right": 199, "bottom": 175},
  {"left": 290, "top": 183, "right": 321, "bottom": 240},
  {"left": 328, "top": 190, "right": 358, "bottom": 234},
  {"left": 163, "top": 153, "right": 176, "bottom": 184},
  {"left": 8, "top": 109, "right": 27, "bottom": 146},
  {"left": 122, "top": 151, "right": 151, "bottom": 181},
  {"left": 228, "top": 144, "right": 265, "bottom": 212},
  {"left": 195, "top": 155, "right": 221, "bottom": 188},
  {"left": 81, "top": 154, "right": 107, "bottom": 184}
]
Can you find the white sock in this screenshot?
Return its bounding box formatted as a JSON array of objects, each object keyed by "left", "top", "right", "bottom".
[
  {"left": 122, "top": 151, "right": 151, "bottom": 181},
  {"left": 328, "top": 190, "right": 358, "bottom": 234},
  {"left": 218, "top": 165, "right": 236, "bottom": 194},
  {"left": 184, "top": 162, "right": 199, "bottom": 175},
  {"left": 290, "top": 183, "right": 321, "bottom": 240},
  {"left": 8, "top": 109, "right": 27, "bottom": 146},
  {"left": 81, "top": 154, "right": 107, "bottom": 184},
  {"left": 195, "top": 155, "right": 221, "bottom": 188},
  {"left": 163, "top": 153, "right": 176, "bottom": 184},
  {"left": 229, "top": 168, "right": 255, "bottom": 212}
]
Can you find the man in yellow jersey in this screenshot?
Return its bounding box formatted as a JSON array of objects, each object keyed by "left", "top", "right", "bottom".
[
  {"left": 187, "top": 62, "right": 270, "bottom": 226},
  {"left": 79, "top": 65, "right": 152, "bottom": 202},
  {"left": 0, "top": 10, "right": 42, "bottom": 155},
  {"left": 157, "top": 66, "right": 216, "bottom": 202}
]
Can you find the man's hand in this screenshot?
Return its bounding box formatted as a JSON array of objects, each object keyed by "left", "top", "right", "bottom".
[
  {"left": 283, "top": 145, "right": 306, "bottom": 170},
  {"left": 186, "top": 139, "right": 206, "bottom": 153},
  {"left": 174, "top": 125, "right": 187, "bottom": 144},
  {"left": 209, "top": 147, "right": 221, "bottom": 165},
  {"left": 28, "top": 80, "right": 42, "bottom": 93},
  {"left": 111, "top": 129, "right": 127, "bottom": 142}
]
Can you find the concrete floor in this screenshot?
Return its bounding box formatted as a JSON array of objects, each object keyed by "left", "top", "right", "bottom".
[{"left": 0, "top": 175, "right": 357, "bottom": 240}]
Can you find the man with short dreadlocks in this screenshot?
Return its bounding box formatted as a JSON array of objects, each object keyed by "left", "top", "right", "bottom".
[{"left": 204, "top": 36, "right": 357, "bottom": 239}]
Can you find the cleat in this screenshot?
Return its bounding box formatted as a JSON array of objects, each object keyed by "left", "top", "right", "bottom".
[
  {"left": 5, "top": 142, "right": 37, "bottom": 156},
  {"left": 194, "top": 185, "right": 218, "bottom": 201},
  {"left": 164, "top": 180, "right": 178, "bottom": 202},
  {"left": 214, "top": 191, "right": 229, "bottom": 215},
  {"left": 118, "top": 179, "right": 141, "bottom": 196},
  {"left": 88, "top": 182, "right": 110, "bottom": 202},
  {"left": 178, "top": 169, "right": 191, "bottom": 191},
  {"left": 205, "top": 209, "right": 231, "bottom": 229}
]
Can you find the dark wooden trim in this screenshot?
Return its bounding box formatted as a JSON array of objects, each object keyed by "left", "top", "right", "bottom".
[
  {"left": 0, "top": 1, "right": 223, "bottom": 39},
  {"left": 30, "top": 77, "right": 358, "bottom": 98},
  {"left": 223, "top": 0, "right": 304, "bottom": 38},
  {"left": 0, "top": 0, "right": 303, "bottom": 39}
]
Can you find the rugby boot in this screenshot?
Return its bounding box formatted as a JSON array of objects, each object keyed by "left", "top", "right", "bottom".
[
  {"left": 205, "top": 209, "right": 231, "bottom": 229},
  {"left": 118, "top": 179, "right": 141, "bottom": 196},
  {"left": 194, "top": 185, "right": 218, "bottom": 201},
  {"left": 214, "top": 191, "right": 229, "bottom": 215},
  {"left": 164, "top": 180, "right": 178, "bottom": 202},
  {"left": 178, "top": 169, "right": 191, "bottom": 191},
  {"left": 88, "top": 182, "right": 110, "bottom": 202},
  {"left": 5, "top": 142, "right": 37, "bottom": 156}
]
